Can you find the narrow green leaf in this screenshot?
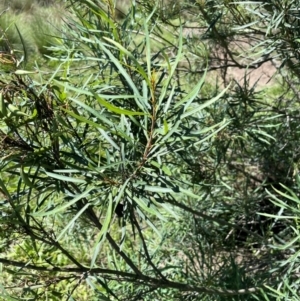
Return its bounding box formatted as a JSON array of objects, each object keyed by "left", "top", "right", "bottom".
[
  {"left": 103, "top": 37, "right": 132, "bottom": 56},
  {"left": 145, "top": 3, "right": 157, "bottom": 23},
  {"left": 132, "top": 194, "right": 166, "bottom": 221},
  {"left": 7, "top": 104, "right": 28, "bottom": 116},
  {"left": 52, "top": 169, "right": 82, "bottom": 173},
  {"left": 251, "top": 129, "right": 276, "bottom": 141},
  {"left": 150, "top": 160, "right": 172, "bottom": 176},
  {"left": 14, "top": 70, "right": 38, "bottom": 75},
  {"left": 96, "top": 41, "right": 146, "bottom": 111},
  {"left": 150, "top": 197, "right": 179, "bottom": 220},
  {"left": 31, "top": 187, "right": 94, "bottom": 217},
  {"left": 272, "top": 186, "right": 300, "bottom": 204},
  {"left": 102, "top": 37, "right": 148, "bottom": 82},
  {"left": 0, "top": 177, "right": 11, "bottom": 200},
  {"left": 181, "top": 83, "right": 231, "bottom": 119},
  {"left": 56, "top": 203, "right": 90, "bottom": 242},
  {"left": 144, "top": 19, "right": 152, "bottom": 80},
  {"left": 143, "top": 185, "right": 176, "bottom": 193},
  {"left": 258, "top": 213, "right": 295, "bottom": 219},
  {"left": 94, "top": 94, "right": 147, "bottom": 116},
  {"left": 158, "top": 119, "right": 182, "bottom": 144},
  {"left": 163, "top": 119, "right": 169, "bottom": 135},
  {"left": 174, "top": 67, "right": 207, "bottom": 109},
  {"left": 20, "top": 167, "right": 35, "bottom": 188},
  {"left": 135, "top": 206, "right": 162, "bottom": 238},
  {"left": 193, "top": 120, "right": 230, "bottom": 146},
  {"left": 162, "top": 84, "right": 175, "bottom": 113},
  {"left": 98, "top": 128, "right": 120, "bottom": 150},
  {"left": 232, "top": 20, "right": 259, "bottom": 30},
  {"left": 179, "top": 187, "right": 202, "bottom": 199},
  {"left": 90, "top": 193, "right": 113, "bottom": 268},
  {"left": 0, "top": 93, "right": 7, "bottom": 117},
  {"left": 69, "top": 97, "right": 114, "bottom": 127},
  {"left": 269, "top": 235, "right": 300, "bottom": 251},
  {"left": 158, "top": 28, "right": 183, "bottom": 103},
  {"left": 61, "top": 108, "right": 105, "bottom": 129},
  {"left": 45, "top": 172, "right": 86, "bottom": 183},
  {"left": 55, "top": 82, "right": 93, "bottom": 96},
  {"left": 115, "top": 179, "right": 131, "bottom": 204}
]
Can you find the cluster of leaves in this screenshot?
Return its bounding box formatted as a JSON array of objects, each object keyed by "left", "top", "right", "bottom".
[{"left": 0, "top": 0, "right": 300, "bottom": 300}]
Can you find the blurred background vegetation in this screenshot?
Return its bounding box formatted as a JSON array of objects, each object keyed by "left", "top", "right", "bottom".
[{"left": 0, "top": 0, "right": 300, "bottom": 300}]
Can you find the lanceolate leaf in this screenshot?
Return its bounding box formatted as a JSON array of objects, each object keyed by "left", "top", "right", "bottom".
[
  {"left": 90, "top": 193, "right": 113, "bottom": 268},
  {"left": 96, "top": 40, "right": 147, "bottom": 111},
  {"left": 94, "top": 93, "right": 147, "bottom": 116},
  {"left": 45, "top": 172, "right": 87, "bottom": 183},
  {"left": 181, "top": 83, "right": 231, "bottom": 119},
  {"left": 56, "top": 202, "right": 90, "bottom": 241},
  {"left": 31, "top": 187, "right": 95, "bottom": 217},
  {"left": 69, "top": 97, "right": 114, "bottom": 127}
]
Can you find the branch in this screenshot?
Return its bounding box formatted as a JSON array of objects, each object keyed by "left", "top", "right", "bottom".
[{"left": 0, "top": 257, "right": 265, "bottom": 296}]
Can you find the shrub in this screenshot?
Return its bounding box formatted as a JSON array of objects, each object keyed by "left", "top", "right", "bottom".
[{"left": 0, "top": 0, "right": 300, "bottom": 300}]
